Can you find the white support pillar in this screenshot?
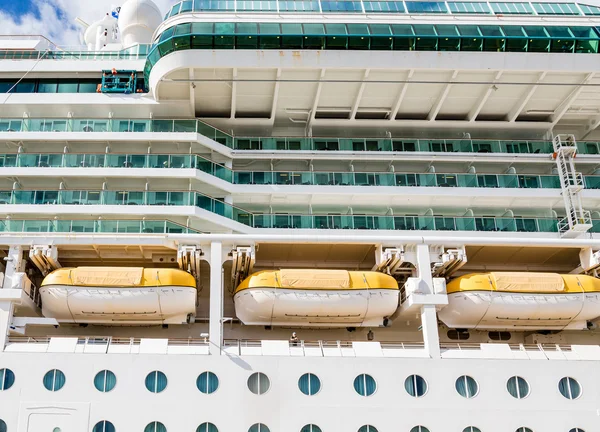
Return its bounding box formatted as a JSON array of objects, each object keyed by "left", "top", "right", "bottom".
[
  {"left": 209, "top": 242, "right": 224, "bottom": 355},
  {"left": 0, "top": 301, "right": 13, "bottom": 351},
  {"left": 415, "top": 244, "right": 441, "bottom": 358},
  {"left": 3, "top": 246, "right": 25, "bottom": 289}
]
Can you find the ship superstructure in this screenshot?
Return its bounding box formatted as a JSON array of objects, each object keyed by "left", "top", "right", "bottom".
[{"left": 1, "top": 0, "right": 600, "bottom": 431}]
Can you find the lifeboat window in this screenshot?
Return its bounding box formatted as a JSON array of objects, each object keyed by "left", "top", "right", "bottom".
[
  {"left": 248, "top": 372, "right": 270, "bottom": 395},
  {"left": 0, "top": 368, "right": 14, "bottom": 390},
  {"left": 144, "top": 422, "right": 167, "bottom": 432},
  {"left": 353, "top": 373, "right": 377, "bottom": 396},
  {"left": 455, "top": 376, "right": 479, "bottom": 398},
  {"left": 196, "top": 423, "right": 218, "bottom": 432},
  {"left": 196, "top": 372, "right": 219, "bottom": 394},
  {"left": 94, "top": 370, "right": 116, "bottom": 393},
  {"left": 515, "top": 428, "right": 533, "bottom": 432},
  {"left": 558, "top": 377, "right": 582, "bottom": 400},
  {"left": 249, "top": 424, "right": 270, "bottom": 432},
  {"left": 358, "top": 426, "right": 378, "bottom": 432},
  {"left": 463, "top": 427, "right": 482, "bottom": 432},
  {"left": 300, "top": 426, "right": 322, "bottom": 432},
  {"left": 447, "top": 330, "right": 470, "bottom": 340},
  {"left": 410, "top": 427, "right": 430, "bottom": 432},
  {"left": 43, "top": 369, "right": 66, "bottom": 392},
  {"left": 404, "top": 374, "right": 428, "bottom": 397},
  {"left": 0, "top": 420, "right": 6, "bottom": 432},
  {"left": 506, "top": 376, "right": 529, "bottom": 399},
  {"left": 488, "top": 331, "right": 511, "bottom": 341},
  {"left": 298, "top": 373, "right": 321, "bottom": 396},
  {"left": 145, "top": 371, "right": 167, "bottom": 393},
  {"left": 93, "top": 421, "right": 116, "bottom": 432}
]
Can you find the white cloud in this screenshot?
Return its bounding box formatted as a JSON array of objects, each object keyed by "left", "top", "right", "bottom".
[{"left": 0, "top": 0, "right": 174, "bottom": 46}]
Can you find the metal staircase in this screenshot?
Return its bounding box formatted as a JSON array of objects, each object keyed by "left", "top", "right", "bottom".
[{"left": 553, "top": 134, "right": 592, "bottom": 238}]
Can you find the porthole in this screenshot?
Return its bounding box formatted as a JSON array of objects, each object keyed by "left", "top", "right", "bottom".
[
  {"left": 455, "top": 375, "right": 478, "bottom": 398},
  {"left": 358, "top": 426, "right": 378, "bottom": 432},
  {"left": 298, "top": 373, "right": 321, "bottom": 396},
  {"left": 410, "top": 427, "right": 430, "bottom": 432},
  {"left": 196, "top": 423, "right": 218, "bottom": 432},
  {"left": 506, "top": 376, "right": 529, "bottom": 399},
  {"left": 43, "top": 369, "right": 65, "bottom": 391},
  {"left": 247, "top": 372, "right": 270, "bottom": 395},
  {"left": 0, "top": 420, "right": 6, "bottom": 432},
  {"left": 144, "top": 422, "right": 166, "bottom": 432},
  {"left": 0, "top": 368, "right": 14, "bottom": 390},
  {"left": 463, "top": 427, "right": 481, "bottom": 432},
  {"left": 558, "top": 377, "right": 581, "bottom": 400},
  {"left": 300, "top": 426, "right": 321, "bottom": 432},
  {"left": 353, "top": 374, "right": 376, "bottom": 397},
  {"left": 196, "top": 372, "right": 219, "bottom": 394},
  {"left": 447, "top": 329, "right": 469, "bottom": 340},
  {"left": 94, "top": 370, "right": 116, "bottom": 393},
  {"left": 249, "top": 424, "right": 270, "bottom": 432},
  {"left": 489, "top": 331, "right": 511, "bottom": 341},
  {"left": 569, "top": 429, "right": 585, "bottom": 432},
  {"left": 405, "top": 374, "right": 427, "bottom": 397},
  {"left": 515, "top": 428, "right": 532, "bottom": 432},
  {"left": 93, "top": 421, "right": 115, "bottom": 432},
  {"left": 145, "top": 371, "right": 167, "bottom": 393}
]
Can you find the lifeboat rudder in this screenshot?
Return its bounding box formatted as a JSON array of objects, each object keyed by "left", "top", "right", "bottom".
[
  {"left": 437, "top": 272, "right": 600, "bottom": 331},
  {"left": 233, "top": 269, "right": 399, "bottom": 327},
  {"left": 39, "top": 267, "right": 197, "bottom": 325}
]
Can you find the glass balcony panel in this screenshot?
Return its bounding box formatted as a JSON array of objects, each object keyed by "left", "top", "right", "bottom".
[
  {"left": 475, "top": 217, "right": 497, "bottom": 231},
  {"left": 455, "top": 217, "right": 476, "bottom": 231},
  {"left": 67, "top": 220, "right": 96, "bottom": 232},
  {"left": 0, "top": 154, "right": 17, "bottom": 167},
  {"left": 585, "top": 176, "right": 600, "bottom": 189},
  {"left": 518, "top": 175, "right": 540, "bottom": 188},
  {"left": 540, "top": 176, "right": 561, "bottom": 188}
]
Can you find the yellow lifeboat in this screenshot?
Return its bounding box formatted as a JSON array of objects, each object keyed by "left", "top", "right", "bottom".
[
  {"left": 438, "top": 272, "right": 600, "bottom": 330},
  {"left": 40, "top": 267, "right": 197, "bottom": 325},
  {"left": 233, "top": 269, "right": 399, "bottom": 327}
]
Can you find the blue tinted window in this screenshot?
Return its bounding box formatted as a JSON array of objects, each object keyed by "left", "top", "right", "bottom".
[
  {"left": 448, "top": 1, "right": 491, "bottom": 13},
  {"left": 237, "top": 0, "right": 278, "bottom": 10},
  {"left": 533, "top": 2, "right": 580, "bottom": 14},
  {"left": 354, "top": 374, "right": 376, "bottom": 396},
  {"left": 0, "top": 420, "right": 6, "bottom": 432},
  {"left": 196, "top": 372, "right": 219, "bottom": 394},
  {"left": 196, "top": 423, "right": 218, "bottom": 432},
  {"left": 406, "top": 1, "right": 448, "bottom": 13},
  {"left": 94, "top": 370, "right": 116, "bottom": 392},
  {"left": 321, "top": 0, "right": 363, "bottom": 11},
  {"left": 278, "top": 0, "right": 320, "bottom": 11},
  {"left": 43, "top": 369, "right": 65, "bottom": 391},
  {"left": 145, "top": 422, "right": 166, "bottom": 432},
  {"left": 0, "top": 369, "right": 14, "bottom": 391},
  {"left": 580, "top": 4, "right": 600, "bottom": 15},
  {"left": 145, "top": 371, "right": 167, "bottom": 393},
  {"left": 93, "top": 421, "right": 116, "bottom": 432},
  {"left": 363, "top": 1, "right": 405, "bottom": 12},
  {"left": 491, "top": 2, "right": 534, "bottom": 14},
  {"left": 298, "top": 373, "right": 321, "bottom": 395},
  {"left": 193, "top": 0, "right": 235, "bottom": 10}
]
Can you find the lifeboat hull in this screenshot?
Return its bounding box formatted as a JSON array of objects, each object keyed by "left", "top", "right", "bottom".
[
  {"left": 234, "top": 288, "right": 399, "bottom": 327},
  {"left": 439, "top": 291, "right": 600, "bottom": 330},
  {"left": 40, "top": 285, "right": 197, "bottom": 325}
]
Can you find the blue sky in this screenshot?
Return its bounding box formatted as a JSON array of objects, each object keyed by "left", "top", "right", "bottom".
[{"left": 0, "top": 0, "right": 38, "bottom": 17}]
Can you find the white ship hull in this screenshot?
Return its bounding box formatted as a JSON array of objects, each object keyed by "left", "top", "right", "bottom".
[
  {"left": 439, "top": 291, "right": 600, "bottom": 330},
  {"left": 234, "top": 288, "right": 399, "bottom": 327},
  {"left": 40, "top": 285, "right": 197, "bottom": 324}
]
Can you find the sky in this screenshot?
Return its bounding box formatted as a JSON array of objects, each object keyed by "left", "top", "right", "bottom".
[{"left": 0, "top": 0, "right": 174, "bottom": 46}]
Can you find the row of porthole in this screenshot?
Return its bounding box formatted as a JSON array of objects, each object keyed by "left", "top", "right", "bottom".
[
  {"left": 0, "top": 368, "right": 585, "bottom": 400},
  {"left": 0, "top": 420, "right": 588, "bottom": 432}
]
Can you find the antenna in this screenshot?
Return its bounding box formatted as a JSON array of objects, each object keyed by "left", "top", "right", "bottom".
[{"left": 74, "top": 17, "right": 89, "bottom": 29}]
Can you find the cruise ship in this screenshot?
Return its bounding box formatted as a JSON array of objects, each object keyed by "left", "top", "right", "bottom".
[{"left": 1, "top": 0, "right": 600, "bottom": 431}]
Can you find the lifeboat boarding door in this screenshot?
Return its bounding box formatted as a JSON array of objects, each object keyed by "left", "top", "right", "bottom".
[{"left": 18, "top": 402, "right": 90, "bottom": 432}]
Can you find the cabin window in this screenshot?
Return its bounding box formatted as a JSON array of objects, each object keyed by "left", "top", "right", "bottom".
[
  {"left": 410, "top": 427, "right": 430, "bottom": 432},
  {"left": 515, "top": 428, "right": 533, "bottom": 432},
  {"left": 569, "top": 429, "right": 585, "bottom": 432},
  {"left": 0, "top": 420, "right": 6, "bottom": 432},
  {"left": 463, "top": 428, "right": 482, "bottom": 432},
  {"left": 558, "top": 377, "right": 582, "bottom": 399},
  {"left": 298, "top": 373, "right": 321, "bottom": 396},
  {"left": 353, "top": 374, "right": 377, "bottom": 396},
  {"left": 447, "top": 329, "right": 470, "bottom": 340},
  {"left": 196, "top": 372, "right": 219, "bottom": 394},
  {"left": 145, "top": 371, "right": 167, "bottom": 393},
  {"left": 93, "top": 421, "right": 115, "bottom": 432},
  {"left": 300, "top": 426, "right": 322, "bottom": 432},
  {"left": 196, "top": 423, "right": 218, "bottom": 432},
  {"left": 249, "top": 424, "right": 270, "bottom": 432},
  {"left": 248, "top": 372, "right": 270, "bottom": 395},
  {"left": 94, "top": 370, "right": 116, "bottom": 392},
  {"left": 405, "top": 374, "right": 428, "bottom": 397},
  {"left": 43, "top": 369, "right": 66, "bottom": 391},
  {"left": 455, "top": 376, "right": 479, "bottom": 398},
  {"left": 144, "top": 422, "right": 166, "bottom": 432},
  {"left": 358, "top": 426, "right": 378, "bottom": 432},
  {"left": 489, "top": 331, "right": 511, "bottom": 341},
  {"left": 506, "top": 376, "right": 529, "bottom": 399},
  {"left": 0, "top": 369, "right": 14, "bottom": 390}
]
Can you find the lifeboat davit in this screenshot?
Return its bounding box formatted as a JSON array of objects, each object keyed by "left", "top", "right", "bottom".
[
  {"left": 40, "top": 267, "right": 197, "bottom": 325},
  {"left": 234, "top": 269, "right": 399, "bottom": 327},
  {"left": 438, "top": 272, "right": 600, "bottom": 331}
]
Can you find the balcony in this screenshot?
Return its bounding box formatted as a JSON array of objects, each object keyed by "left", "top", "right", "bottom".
[{"left": 0, "top": 219, "right": 198, "bottom": 234}]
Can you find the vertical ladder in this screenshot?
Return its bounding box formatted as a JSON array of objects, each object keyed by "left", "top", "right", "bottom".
[{"left": 553, "top": 134, "right": 592, "bottom": 238}]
